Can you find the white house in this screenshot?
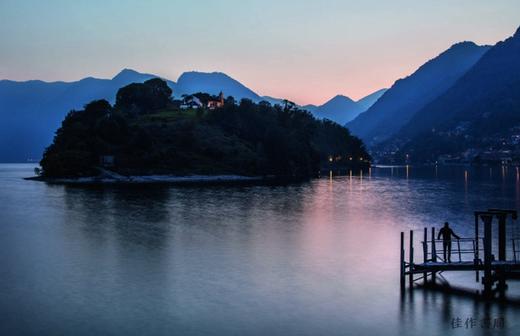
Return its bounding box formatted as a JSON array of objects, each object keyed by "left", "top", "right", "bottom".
[{"left": 180, "top": 96, "right": 203, "bottom": 109}]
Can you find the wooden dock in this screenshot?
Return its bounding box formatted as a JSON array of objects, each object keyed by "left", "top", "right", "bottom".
[
  {"left": 413, "top": 261, "right": 520, "bottom": 272},
  {"left": 400, "top": 208, "right": 520, "bottom": 297}
]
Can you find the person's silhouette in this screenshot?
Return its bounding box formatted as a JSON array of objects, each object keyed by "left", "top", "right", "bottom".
[{"left": 437, "top": 222, "right": 460, "bottom": 263}]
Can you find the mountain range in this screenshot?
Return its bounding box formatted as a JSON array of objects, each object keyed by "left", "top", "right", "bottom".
[
  {"left": 303, "top": 89, "right": 387, "bottom": 125},
  {"left": 346, "top": 41, "right": 491, "bottom": 145},
  {"left": 388, "top": 26, "right": 520, "bottom": 163},
  {"left": 4, "top": 26, "right": 519, "bottom": 164},
  {"left": 0, "top": 70, "right": 383, "bottom": 162}
]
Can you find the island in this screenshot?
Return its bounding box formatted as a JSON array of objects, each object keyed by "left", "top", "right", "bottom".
[{"left": 35, "top": 78, "right": 370, "bottom": 184}]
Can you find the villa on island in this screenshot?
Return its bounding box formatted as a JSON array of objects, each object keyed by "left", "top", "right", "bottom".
[
  {"left": 179, "top": 92, "right": 225, "bottom": 110},
  {"left": 207, "top": 92, "right": 225, "bottom": 110}
]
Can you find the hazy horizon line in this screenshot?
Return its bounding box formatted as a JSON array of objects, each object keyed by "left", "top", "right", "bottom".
[{"left": 1, "top": 66, "right": 391, "bottom": 106}]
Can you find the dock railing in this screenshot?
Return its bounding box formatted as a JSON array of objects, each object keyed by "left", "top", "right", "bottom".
[
  {"left": 423, "top": 238, "right": 484, "bottom": 263},
  {"left": 400, "top": 227, "right": 486, "bottom": 288},
  {"left": 401, "top": 209, "right": 520, "bottom": 294},
  {"left": 401, "top": 230, "right": 489, "bottom": 290}
]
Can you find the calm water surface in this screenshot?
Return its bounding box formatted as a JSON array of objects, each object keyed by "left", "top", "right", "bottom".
[{"left": 1, "top": 164, "right": 520, "bottom": 335}]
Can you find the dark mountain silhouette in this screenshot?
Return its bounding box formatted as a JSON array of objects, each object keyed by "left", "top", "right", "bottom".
[
  {"left": 303, "top": 89, "right": 386, "bottom": 125},
  {"left": 346, "top": 42, "right": 490, "bottom": 145},
  {"left": 173, "top": 71, "right": 287, "bottom": 105},
  {"left": 356, "top": 88, "right": 387, "bottom": 111},
  {"left": 111, "top": 68, "right": 156, "bottom": 83},
  {"left": 0, "top": 69, "right": 172, "bottom": 162},
  {"left": 174, "top": 71, "right": 261, "bottom": 101},
  {"left": 312, "top": 95, "right": 363, "bottom": 125},
  {"left": 389, "top": 26, "right": 520, "bottom": 163},
  {"left": 0, "top": 70, "right": 272, "bottom": 162}
]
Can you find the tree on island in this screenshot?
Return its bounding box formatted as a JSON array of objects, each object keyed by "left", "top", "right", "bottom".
[{"left": 115, "top": 78, "right": 172, "bottom": 114}]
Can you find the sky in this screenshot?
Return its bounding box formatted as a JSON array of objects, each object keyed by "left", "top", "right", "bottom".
[{"left": 1, "top": 0, "right": 519, "bottom": 105}]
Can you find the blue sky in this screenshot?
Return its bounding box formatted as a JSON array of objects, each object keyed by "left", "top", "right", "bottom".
[{"left": 1, "top": 0, "right": 519, "bottom": 104}]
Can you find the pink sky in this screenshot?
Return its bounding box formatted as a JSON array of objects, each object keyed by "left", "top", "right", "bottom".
[{"left": 1, "top": 1, "right": 519, "bottom": 105}]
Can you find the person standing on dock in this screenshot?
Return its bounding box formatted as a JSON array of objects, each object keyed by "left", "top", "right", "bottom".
[{"left": 437, "top": 222, "right": 460, "bottom": 263}]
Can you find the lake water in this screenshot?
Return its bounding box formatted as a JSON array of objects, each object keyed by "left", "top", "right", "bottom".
[{"left": 1, "top": 163, "right": 520, "bottom": 335}]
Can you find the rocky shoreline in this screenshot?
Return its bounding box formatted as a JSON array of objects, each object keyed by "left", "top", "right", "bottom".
[{"left": 25, "top": 174, "right": 270, "bottom": 185}]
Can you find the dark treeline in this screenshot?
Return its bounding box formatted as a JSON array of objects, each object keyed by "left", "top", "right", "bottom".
[{"left": 40, "top": 78, "right": 370, "bottom": 177}]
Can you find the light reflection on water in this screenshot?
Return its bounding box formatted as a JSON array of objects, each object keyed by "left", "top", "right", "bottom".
[{"left": 1, "top": 164, "right": 520, "bottom": 335}]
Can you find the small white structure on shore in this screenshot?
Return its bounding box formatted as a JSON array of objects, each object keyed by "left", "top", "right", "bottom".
[{"left": 180, "top": 96, "right": 203, "bottom": 109}]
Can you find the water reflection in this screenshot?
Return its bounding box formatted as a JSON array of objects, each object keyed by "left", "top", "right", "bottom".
[
  {"left": 62, "top": 185, "right": 172, "bottom": 248},
  {"left": 400, "top": 285, "right": 520, "bottom": 335},
  {"left": 2, "top": 164, "right": 520, "bottom": 335}
]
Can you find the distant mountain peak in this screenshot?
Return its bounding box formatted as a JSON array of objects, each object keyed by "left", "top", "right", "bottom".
[
  {"left": 310, "top": 94, "right": 363, "bottom": 125},
  {"left": 328, "top": 94, "right": 355, "bottom": 103},
  {"left": 515, "top": 25, "right": 520, "bottom": 37},
  {"left": 451, "top": 41, "right": 477, "bottom": 47},
  {"left": 355, "top": 88, "right": 388, "bottom": 111},
  {"left": 346, "top": 41, "right": 490, "bottom": 144},
  {"left": 113, "top": 68, "right": 139, "bottom": 80},
  {"left": 389, "top": 25, "right": 520, "bottom": 163},
  {"left": 175, "top": 71, "right": 260, "bottom": 100},
  {"left": 178, "top": 71, "right": 231, "bottom": 79},
  {"left": 447, "top": 41, "right": 494, "bottom": 54},
  {"left": 112, "top": 68, "right": 156, "bottom": 82},
  {"left": 305, "top": 89, "right": 386, "bottom": 125},
  {"left": 78, "top": 76, "right": 98, "bottom": 82},
  {"left": 442, "top": 41, "right": 488, "bottom": 55}
]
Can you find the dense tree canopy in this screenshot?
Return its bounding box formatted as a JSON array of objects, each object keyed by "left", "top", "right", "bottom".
[
  {"left": 115, "top": 78, "right": 172, "bottom": 114},
  {"left": 40, "top": 78, "right": 370, "bottom": 178}
]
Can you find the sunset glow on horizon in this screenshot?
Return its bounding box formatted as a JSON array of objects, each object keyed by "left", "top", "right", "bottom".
[{"left": 1, "top": 0, "right": 519, "bottom": 105}]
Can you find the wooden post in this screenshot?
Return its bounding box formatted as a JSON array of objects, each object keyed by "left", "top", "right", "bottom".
[
  {"left": 497, "top": 214, "right": 507, "bottom": 290},
  {"left": 513, "top": 239, "right": 517, "bottom": 263},
  {"left": 472, "top": 240, "right": 476, "bottom": 264},
  {"left": 431, "top": 227, "right": 436, "bottom": 283},
  {"left": 482, "top": 214, "right": 493, "bottom": 294},
  {"left": 409, "top": 230, "right": 414, "bottom": 288},
  {"left": 498, "top": 214, "right": 506, "bottom": 261},
  {"left": 423, "top": 228, "right": 428, "bottom": 284},
  {"left": 475, "top": 212, "right": 479, "bottom": 282},
  {"left": 400, "top": 232, "right": 405, "bottom": 290},
  {"left": 457, "top": 239, "right": 462, "bottom": 262}
]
